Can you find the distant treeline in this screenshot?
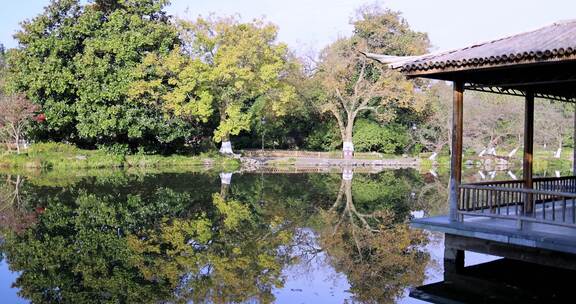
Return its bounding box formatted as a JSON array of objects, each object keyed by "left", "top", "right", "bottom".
[{"left": 0, "top": 0, "right": 572, "bottom": 156}]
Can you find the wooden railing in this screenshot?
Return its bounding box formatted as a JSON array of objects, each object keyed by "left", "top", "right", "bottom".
[{"left": 458, "top": 176, "right": 576, "bottom": 228}]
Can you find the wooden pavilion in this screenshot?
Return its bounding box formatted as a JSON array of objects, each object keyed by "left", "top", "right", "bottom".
[{"left": 369, "top": 20, "right": 576, "bottom": 273}]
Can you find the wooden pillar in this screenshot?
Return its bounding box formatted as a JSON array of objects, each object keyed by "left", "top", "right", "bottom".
[
  {"left": 524, "top": 90, "right": 534, "bottom": 214},
  {"left": 573, "top": 104, "right": 576, "bottom": 175},
  {"left": 449, "top": 81, "right": 464, "bottom": 221}
]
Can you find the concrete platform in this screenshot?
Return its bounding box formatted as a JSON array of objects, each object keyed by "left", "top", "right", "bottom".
[{"left": 412, "top": 214, "right": 576, "bottom": 255}]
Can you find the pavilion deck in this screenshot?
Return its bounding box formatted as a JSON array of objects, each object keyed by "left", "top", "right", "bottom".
[
  {"left": 413, "top": 176, "right": 576, "bottom": 254},
  {"left": 412, "top": 213, "right": 576, "bottom": 254}
]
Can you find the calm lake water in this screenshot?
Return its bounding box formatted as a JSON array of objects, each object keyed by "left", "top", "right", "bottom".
[{"left": 0, "top": 165, "right": 571, "bottom": 303}]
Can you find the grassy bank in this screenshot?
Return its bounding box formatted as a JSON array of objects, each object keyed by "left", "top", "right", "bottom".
[{"left": 0, "top": 143, "right": 240, "bottom": 170}]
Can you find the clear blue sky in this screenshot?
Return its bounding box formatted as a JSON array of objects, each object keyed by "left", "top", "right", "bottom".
[{"left": 2, "top": 0, "right": 576, "bottom": 55}]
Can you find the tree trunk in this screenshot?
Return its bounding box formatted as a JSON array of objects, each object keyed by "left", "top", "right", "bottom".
[
  {"left": 219, "top": 103, "right": 233, "bottom": 155},
  {"left": 15, "top": 133, "right": 20, "bottom": 155},
  {"left": 219, "top": 135, "right": 233, "bottom": 155},
  {"left": 342, "top": 120, "right": 354, "bottom": 160}
]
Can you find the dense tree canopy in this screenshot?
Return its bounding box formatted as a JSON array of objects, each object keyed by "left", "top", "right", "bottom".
[
  {"left": 176, "top": 16, "right": 298, "bottom": 153},
  {"left": 7, "top": 0, "right": 189, "bottom": 152}
]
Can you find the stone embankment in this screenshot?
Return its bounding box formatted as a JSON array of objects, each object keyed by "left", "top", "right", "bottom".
[{"left": 239, "top": 150, "right": 419, "bottom": 172}]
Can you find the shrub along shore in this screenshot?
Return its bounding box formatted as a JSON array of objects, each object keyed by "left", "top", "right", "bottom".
[{"left": 0, "top": 143, "right": 240, "bottom": 170}]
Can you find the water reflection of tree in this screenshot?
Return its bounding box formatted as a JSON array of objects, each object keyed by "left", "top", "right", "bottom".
[
  {"left": 0, "top": 172, "right": 301, "bottom": 303},
  {"left": 2, "top": 189, "right": 188, "bottom": 303},
  {"left": 318, "top": 169, "right": 429, "bottom": 303},
  {"left": 0, "top": 170, "right": 433, "bottom": 303},
  {"left": 127, "top": 172, "right": 297, "bottom": 303},
  {"left": 0, "top": 175, "right": 24, "bottom": 208},
  {"left": 416, "top": 172, "right": 449, "bottom": 216},
  {"left": 0, "top": 175, "right": 37, "bottom": 233}
]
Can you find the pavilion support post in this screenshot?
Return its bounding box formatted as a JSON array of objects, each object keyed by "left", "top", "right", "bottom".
[
  {"left": 524, "top": 90, "right": 534, "bottom": 215},
  {"left": 573, "top": 104, "right": 576, "bottom": 175},
  {"left": 449, "top": 81, "right": 464, "bottom": 222}
]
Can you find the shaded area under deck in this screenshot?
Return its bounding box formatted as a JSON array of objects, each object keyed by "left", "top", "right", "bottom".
[{"left": 410, "top": 258, "right": 576, "bottom": 304}]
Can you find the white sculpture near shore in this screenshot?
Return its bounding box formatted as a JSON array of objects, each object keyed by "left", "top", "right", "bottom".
[
  {"left": 478, "top": 171, "right": 486, "bottom": 180},
  {"left": 507, "top": 147, "right": 519, "bottom": 158},
  {"left": 554, "top": 147, "right": 562, "bottom": 158},
  {"left": 487, "top": 147, "right": 496, "bottom": 155},
  {"left": 478, "top": 147, "right": 496, "bottom": 157},
  {"left": 478, "top": 149, "right": 486, "bottom": 157},
  {"left": 489, "top": 171, "right": 497, "bottom": 179}
]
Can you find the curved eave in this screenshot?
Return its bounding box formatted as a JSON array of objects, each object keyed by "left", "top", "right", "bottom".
[{"left": 402, "top": 53, "right": 576, "bottom": 80}]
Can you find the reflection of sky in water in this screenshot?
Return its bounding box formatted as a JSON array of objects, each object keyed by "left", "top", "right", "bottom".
[
  {"left": 273, "top": 249, "right": 352, "bottom": 303},
  {"left": 272, "top": 229, "right": 498, "bottom": 303},
  {"left": 0, "top": 258, "right": 25, "bottom": 304},
  {"left": 273, "top": 228, "right": 353, "bottom": 303}
]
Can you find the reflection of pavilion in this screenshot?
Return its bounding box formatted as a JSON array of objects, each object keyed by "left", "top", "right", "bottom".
[
  {"left": 369, "top": 20, "right": 576, "bottom": 301},
  {"left": 411, "top": 249, "right": 575, "bottom": 303}
]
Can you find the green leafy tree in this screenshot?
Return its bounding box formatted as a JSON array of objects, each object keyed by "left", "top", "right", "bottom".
[
  {"left": 0, "top": 43, "right": 7, "bottom": 146},
  {"left": 352, "top": 3, "right": 430, "bottom": 55},
  {"left": 7, "top": 0, "right": 191, "bottom": 152},
  {"left": 314, "top": 4, "right": 429, "bottom": 159},
  {"left": 305, "top": 120, "right": 342, "bottom": 151},
  {"left": 353, "top": 118, "right": 409, "bottom": 154},
  {"left": 129, "top": 47, "right": 214, "bottom": 124},
  {"left": 178, "top": 16, "right": 297, "bottom": 154}
]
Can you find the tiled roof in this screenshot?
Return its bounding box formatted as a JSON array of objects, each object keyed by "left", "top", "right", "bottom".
[{"left": 398, "top": 20, "right": 576, "bottom": 73}]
